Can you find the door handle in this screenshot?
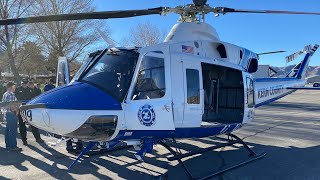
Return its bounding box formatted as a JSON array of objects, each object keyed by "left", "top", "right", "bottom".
[{"left": 164, "top": 104, "right": 171, "bottom": 112}]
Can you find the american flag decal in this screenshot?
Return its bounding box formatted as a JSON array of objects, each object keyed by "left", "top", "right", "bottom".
[{"left": 182, "top": 45, "right": 194, "bottom": 54}]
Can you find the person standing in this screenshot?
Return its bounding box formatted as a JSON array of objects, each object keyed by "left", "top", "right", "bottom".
[
  {"left": 15, "top": 78, "right": 30, "bottom": 101},
  {"left": 35, "top": 83, "right": 42, "bottom": 94},
  {"left": 43, "top": 78, "right": 55, "bottom": 92},
  {"left": 2, "top": 81, "right": 22, "bottom": 151},
  {"left": 27, "top": 81, "right": 45, "bottom": 143},
  {"left": 16, "top": 79, "right": 44, "bottom": 145},
  {"left": 28, "top": 82, "right": 41, "bottom": 98}
]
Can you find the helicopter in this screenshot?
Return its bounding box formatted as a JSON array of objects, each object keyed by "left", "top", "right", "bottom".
[{"left": 1, "top": 0, "right": 320, "bottom": 179}]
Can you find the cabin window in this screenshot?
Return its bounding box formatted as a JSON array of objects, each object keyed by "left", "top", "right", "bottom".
[
  {"left": 132, "top": 56, "right": 165, "bottom": 100},
  {"left": 246, "top": 77, "right": 254, "bottom": 108},
  {"left": 186, "top": 69, "right": 200, "bottom": 104}
]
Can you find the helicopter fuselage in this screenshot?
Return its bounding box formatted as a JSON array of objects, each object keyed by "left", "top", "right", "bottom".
[{"left": 22, "top": 22, "right": 310, "bottom": 145}]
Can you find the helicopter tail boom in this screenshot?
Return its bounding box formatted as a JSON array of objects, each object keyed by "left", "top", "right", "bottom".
[{"left": 254, "top": 44, "right": 318, "bottom": 107}]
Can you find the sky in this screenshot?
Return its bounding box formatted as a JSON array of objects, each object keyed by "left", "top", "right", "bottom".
[{"left": 93, "top": 0, "right": 320, "bottom": 67}]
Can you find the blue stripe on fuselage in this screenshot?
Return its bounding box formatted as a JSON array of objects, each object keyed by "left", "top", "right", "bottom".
[
  {"left": 254, "top": 78, "right": 298, "bottom": 83},
  {"left": 113, "top": 123, "right": 242, "bottom": 141},
  {"left": 27, "top": 82, "right": 122, "bottom": 110}
]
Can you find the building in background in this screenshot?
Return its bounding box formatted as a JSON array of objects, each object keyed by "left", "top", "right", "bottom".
[
  {"left": 306, "top": 75, "right": 320, "bottom": 84},
  {"left": 252, "top": 65, "right": 277, "bottom": 78}
]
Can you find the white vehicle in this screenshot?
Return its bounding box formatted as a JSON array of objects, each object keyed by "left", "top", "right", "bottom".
[{"left": 313, "top": 82, "right": 320, "bottom": 87}]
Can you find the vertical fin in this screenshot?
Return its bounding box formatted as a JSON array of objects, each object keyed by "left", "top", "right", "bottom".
[{"left": 286, "top": 44, "right": 319, "bottom": 79}]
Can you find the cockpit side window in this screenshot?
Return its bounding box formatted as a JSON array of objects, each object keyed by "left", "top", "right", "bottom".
[
  {"left": 80, "top": 50, "right": 139, "bottom": 102},
  {"left": 132, "top": 55, "right": 166, "bottom": 100}
]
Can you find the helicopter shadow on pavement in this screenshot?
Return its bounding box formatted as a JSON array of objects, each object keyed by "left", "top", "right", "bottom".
[
  {"left": 1, "top": 99, "right": 320, "bottom": 180},
  {"left": 0, "top": 126, "right": 112, "bottom": 179},
  {"left": 266, "top": 101, "right": 320, "bottom": 112},
  {"left": 55, "top": 136, "right": 320, "bottom": 180},
  {"left": 1, "top": 130, "right": 320, "bottom": 179}
]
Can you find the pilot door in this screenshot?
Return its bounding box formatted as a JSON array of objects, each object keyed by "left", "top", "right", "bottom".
[
  {"left": 124, "top": 52, "right": 175, "bottom": 130},
  {"left": 182, "top": 60, "right": 204, "bottom": 127}
]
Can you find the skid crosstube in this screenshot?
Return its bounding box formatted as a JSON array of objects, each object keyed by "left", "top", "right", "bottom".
[{"left": 159, "top": 134, "right": 266, "bottom": 180}]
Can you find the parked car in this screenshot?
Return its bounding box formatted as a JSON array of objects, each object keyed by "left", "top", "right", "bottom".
[{"left": 313, "top": 82, "right": 320, "bottom": 87}]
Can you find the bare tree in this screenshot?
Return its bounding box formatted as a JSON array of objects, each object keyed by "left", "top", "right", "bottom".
[
  {"left": 30, "top": 0, "right": 110, "bottom": 73},
  {"left": 122, "top": 21, "right": 167, "bottom": 47},
  {"left": 0, "top": 0, "right": 33, "bottom": 82}
]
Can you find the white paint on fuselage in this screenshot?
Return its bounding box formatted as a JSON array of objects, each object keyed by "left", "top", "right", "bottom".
[
  {"left": 254, "top": 78, "right": 306, "bottom": 106},
  {"left": 26, "top": 109, "right": 124, "bottom": 140}
]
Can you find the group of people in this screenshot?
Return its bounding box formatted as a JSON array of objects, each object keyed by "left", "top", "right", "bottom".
[{"left": 2, "top": 78, "right": 56, "bottom": 151}]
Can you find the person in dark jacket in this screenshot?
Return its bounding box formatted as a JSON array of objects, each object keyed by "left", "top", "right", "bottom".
[
  {"left": 15, "top": 78, "right": 31, "bottom": 101},
  {"left": 43, "top": 78, "right": 55, "bottom": 92},
  {"left": 16, "top": 78, "right": 44, "bottom": 145},
  {"left": 28, "top": 81, "right": 41, "bottom": 98}
]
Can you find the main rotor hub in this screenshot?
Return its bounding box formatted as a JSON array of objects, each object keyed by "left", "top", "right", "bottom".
[{"left": 163, "top": 4, "right": 216, "bottom": 22}]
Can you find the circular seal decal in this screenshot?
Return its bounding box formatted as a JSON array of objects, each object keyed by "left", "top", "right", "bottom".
[{"left": 138, "top": 104, "right": 156, "bottom": 126}]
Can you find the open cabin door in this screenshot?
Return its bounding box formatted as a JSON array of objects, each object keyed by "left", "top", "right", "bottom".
[
  {"left": 182, "top": 59, "right": 204, "bottom": 127},
  {"left": 124, "top": 52, "right": 175, "bottom": 130}
]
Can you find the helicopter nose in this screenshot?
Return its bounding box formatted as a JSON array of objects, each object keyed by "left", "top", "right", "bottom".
[{"left": 22, "top": 82, "right": 122, "bottom": 136}]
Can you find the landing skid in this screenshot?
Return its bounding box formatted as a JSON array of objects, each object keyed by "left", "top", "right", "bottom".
[
  {"left": 68, "top": 144, "right": 132, "bottom": 156},
  {"left": 159, "top": 134, "right": 266, "bottom": 180},
  {"left": 84, "top": 145, "right": 132, "bottom": 156},
  {"left": 68, "top": 144, "right": 132, "bottom": 169}
]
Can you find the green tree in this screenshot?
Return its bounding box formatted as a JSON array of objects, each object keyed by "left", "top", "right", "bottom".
[{"left": 15, "top": 41, "right": 45, "bottom": 78}]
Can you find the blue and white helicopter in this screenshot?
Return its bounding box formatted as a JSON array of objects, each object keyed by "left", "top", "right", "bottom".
[{"left": 1, "top": 0, "right": 320, "bottom": 179}]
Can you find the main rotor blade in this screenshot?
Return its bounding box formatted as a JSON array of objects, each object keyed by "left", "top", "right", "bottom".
[
  {"left": 0, "top": 7, "right": 163, "bottom": 25},
  {"left": 217, "top": 7, "right": 320, "bottom": 15},
  {"left": 258, "top": 50, "right": 286, "bottom": 56}
]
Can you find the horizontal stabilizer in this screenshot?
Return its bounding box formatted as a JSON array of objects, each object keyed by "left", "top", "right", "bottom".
[{"left": 286, "top": 87, "right": 320, "bottom": 90}]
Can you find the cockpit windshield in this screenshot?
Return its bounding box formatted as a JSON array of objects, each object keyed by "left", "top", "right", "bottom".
[{"left": 78, "top": 49, "right": 139, "bottom": 102}]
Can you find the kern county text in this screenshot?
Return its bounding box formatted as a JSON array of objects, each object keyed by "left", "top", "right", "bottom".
[{"left": 257, "top": 85, "right": 284, "bottom": 99}]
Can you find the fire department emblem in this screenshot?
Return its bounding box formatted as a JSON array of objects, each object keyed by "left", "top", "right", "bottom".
[{"left": 138, "top": 104, "right": 156, "bottom": 126}]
